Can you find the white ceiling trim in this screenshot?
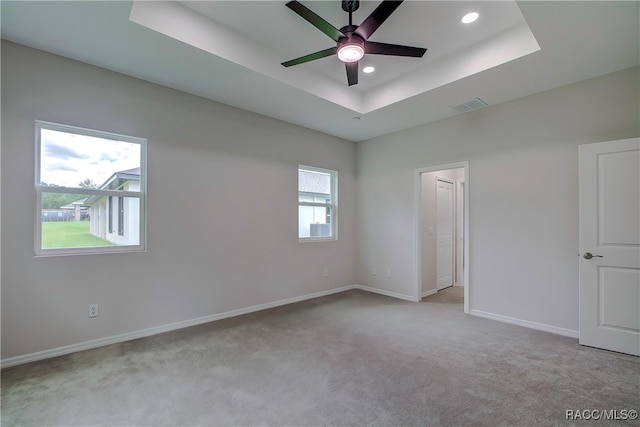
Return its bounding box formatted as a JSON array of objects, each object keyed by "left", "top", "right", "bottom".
[{"left": 130, "top": 0, "right": 539, "bottom": 115}]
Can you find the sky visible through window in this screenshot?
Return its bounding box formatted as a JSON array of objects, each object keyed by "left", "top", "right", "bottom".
[{"left": 40, "top": 129, "right": 140, "bottom": 188}]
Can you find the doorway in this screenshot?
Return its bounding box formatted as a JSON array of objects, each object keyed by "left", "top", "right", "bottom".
[{"left": 414, "top": 162, "right": 469, "bottom": 313}]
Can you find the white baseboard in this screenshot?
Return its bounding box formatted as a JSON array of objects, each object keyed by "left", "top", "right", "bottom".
[
  {"left": 3, "top": 287, "right": 581, "bottom": 368},
  {"left": 353, "top": 284, "right": 416, "bottom": 302},
  {"left": 1, "top": 285, "right": 356, "bottom": 369},
  {"left": 469, "top": 309, "right": 579, "bottom": 338},
  {"left": 421, "top": 289, "right": 437, "bottom": 298},
  {"left": 21, "top": 285, "right": 579, "bottom": 368}
]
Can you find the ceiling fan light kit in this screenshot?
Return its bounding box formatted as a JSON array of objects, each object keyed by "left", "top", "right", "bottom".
[
  {"left": 337, "top": 44, "right": 364, "bottom": 62},
  {"left": 282, "top": 0, "right": 427, "bottom": 86},
  {"left": 337, "top": 36, "right": 365, "bottom": 62}
]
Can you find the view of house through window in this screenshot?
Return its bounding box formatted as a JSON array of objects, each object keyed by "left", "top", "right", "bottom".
[
  {"left": 36, "top": 121, "right": 146, "bottom": 255},
  {"left": 298, "top": 166, "right": 337, "bottom": 240}
]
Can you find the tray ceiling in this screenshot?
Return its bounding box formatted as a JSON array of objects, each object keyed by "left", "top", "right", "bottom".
[{"left": 1, "top": 1, "right": 638, "bottom": 141}]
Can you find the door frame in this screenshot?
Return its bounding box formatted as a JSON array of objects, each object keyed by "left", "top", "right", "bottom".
[
  {"left": 456, "top": 180, "right": 465, "bottom": 285},
  {"left": 414, "top": 161, "right": 470, "bottom": 313}
]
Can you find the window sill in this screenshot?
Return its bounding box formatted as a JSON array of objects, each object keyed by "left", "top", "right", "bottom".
[
  {"left": 298, "top": 237, "right": 337, "bottom": 243},
  {"left": 35, "top": 245, "right": 146, "bottom": 257}
]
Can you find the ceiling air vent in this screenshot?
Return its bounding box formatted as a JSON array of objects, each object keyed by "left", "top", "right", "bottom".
[{"left": 450, "top": 97, "right": 488, "bottom": 114}]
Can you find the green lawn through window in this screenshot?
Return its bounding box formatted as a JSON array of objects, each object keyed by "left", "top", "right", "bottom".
[{"left": 42, "top": 221, "right": 113, "bottom": 249}]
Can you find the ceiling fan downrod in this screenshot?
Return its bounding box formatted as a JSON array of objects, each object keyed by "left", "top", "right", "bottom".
[{"left": 342, "top": 0, "right": 360, "bottom": 26}]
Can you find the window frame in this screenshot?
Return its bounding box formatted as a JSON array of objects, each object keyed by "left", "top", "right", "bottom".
[
  {"left": 298, "top": 165, "right": 338, "bottom": 242},
  {"left": 34, "top": 120, "right": 147, "bottom": 256}
]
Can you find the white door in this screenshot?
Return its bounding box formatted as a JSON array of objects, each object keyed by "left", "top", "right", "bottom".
[
  {"left": 437, "top": 178, "right": 454, "bottom": 290},
  {"left": 579, "top": 137, "right": 640, "bottom": 356}
]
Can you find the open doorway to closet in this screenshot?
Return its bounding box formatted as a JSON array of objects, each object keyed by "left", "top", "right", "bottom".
[{"left": 414, "top": 162, "right": 469, "bottom": 313}]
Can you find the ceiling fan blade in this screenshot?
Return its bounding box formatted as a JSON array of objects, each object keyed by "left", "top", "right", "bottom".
[
  {"left": 365, "top": 41, "right": 426, "bottom": 57},
  {"left": 281, "top": 47, "right": 338, "bottom": 67},
  {"left": 354, "top": 0, "right": 403, "bottom": 41},
  {"left": 346, "top": 62, "right": 358, "bottom": 86},
  {"left": 286, "top": 1, "right": 346, "bottom": 42}
]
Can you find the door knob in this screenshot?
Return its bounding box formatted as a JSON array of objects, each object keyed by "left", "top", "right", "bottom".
[{"left": 583, "top": 252, "right": 603, "bottom": 260}]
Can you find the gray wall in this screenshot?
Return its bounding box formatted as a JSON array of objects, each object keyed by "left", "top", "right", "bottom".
[
  {"left": 356, "top": 65, "right": 639, "bottom": 333},
  {"left": 1, "top": 42, "right": 357, "bottom": 360}
]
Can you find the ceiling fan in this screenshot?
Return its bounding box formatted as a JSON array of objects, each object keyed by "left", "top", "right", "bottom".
[{"left": 281, "top": 0, "right": 427, "bottom": 86}]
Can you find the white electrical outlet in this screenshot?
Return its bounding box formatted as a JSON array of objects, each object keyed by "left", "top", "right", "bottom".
[
  {"left": 88, "top": 304, "right": 99, "bottom": 318},
  {"left": 372, "top": 267, "right": 377, "bottom": 276},
  {"left": 322, "top": 268, "right": 329, "bottom": 277},
  {"left": 386, "top": 269, "right": 392, "bottom": 278}
]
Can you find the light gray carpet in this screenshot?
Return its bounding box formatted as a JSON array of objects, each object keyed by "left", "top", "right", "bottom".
[
  {"left": 2, "top": 290, "right": 639, "bottom": 426},
  {"left": 422, "top": 286, "right": 464, "bottom": 304}
]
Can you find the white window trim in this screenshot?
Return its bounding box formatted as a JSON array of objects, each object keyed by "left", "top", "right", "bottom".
[
  {"left": 298, "top": 165, "right": 338, "bottom": 243},
  {"left": 34, "top": 120, "right": 147, "bottom": 256}
]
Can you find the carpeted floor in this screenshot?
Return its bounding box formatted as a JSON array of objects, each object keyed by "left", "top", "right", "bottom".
[
  {"left": 422, "top": 285, "right": 464, "bottom": 304},
  {"left": 2, "top": 290, "right": 638, "bottom": 426}
]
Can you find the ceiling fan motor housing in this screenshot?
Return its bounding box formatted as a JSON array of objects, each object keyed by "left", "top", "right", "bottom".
[{"left": 338, "top": 26, "right": 365, "bottom": 49}]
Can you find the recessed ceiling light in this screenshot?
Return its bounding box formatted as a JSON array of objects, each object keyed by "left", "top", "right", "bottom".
[
  {"left": 363, "top": 66, "right": 375, "bottom": 74},
  {"left": 461, "top": 12, "right": 479, "bottom": 24}
]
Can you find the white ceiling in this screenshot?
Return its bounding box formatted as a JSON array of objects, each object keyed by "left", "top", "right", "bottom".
[{"left": 1, "top": 1, "right": 638, "bottom": 142}]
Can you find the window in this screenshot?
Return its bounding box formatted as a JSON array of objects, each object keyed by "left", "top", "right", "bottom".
[
  {"left": 35, "top": 121, "right": 146, "bottom": 256},
  {"left": 298, "top": 166, "right": 337, "bottom": 241}
]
